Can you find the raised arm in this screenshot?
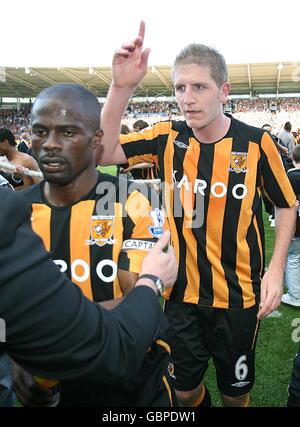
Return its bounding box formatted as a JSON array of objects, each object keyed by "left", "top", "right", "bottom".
[{"left": 98, "top": 21, "right": 150, "bottom": 165}]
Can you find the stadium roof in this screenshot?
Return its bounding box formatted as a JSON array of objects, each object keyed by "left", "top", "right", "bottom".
[{"left": 1, "top": 62, "right": 300, "bottom": 99}]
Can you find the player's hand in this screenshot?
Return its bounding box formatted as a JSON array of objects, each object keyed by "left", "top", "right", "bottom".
[
  {"left": 12, "top": 363, "right": 59, "bottom": 407},
  {"left": 111, "top": 21, "right": 150, "bottom": 89},
  {"left": 139, "top": 230, "right": 178, "bottom": 289},
  {"left": 257, "top": 266, "right": 284, "bottom": 319},
  {"left": 13, "top": 164, "right": 28, "bottom": 178}
]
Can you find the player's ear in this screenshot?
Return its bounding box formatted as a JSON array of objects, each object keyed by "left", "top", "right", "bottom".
[
  {"left": 93, "top": 129, "right": 103, "bottom": 149},
  {"left": 220, "top": 81, "right": 231, "bottom": 103}
]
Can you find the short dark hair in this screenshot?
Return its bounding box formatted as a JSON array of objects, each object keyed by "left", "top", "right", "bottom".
[
  {"left": 33, "top": 83, "right": 101, "bottom": 132},
  {"left": 292, "top": 144, "right": 300, "bottom": 163},
  {"left": 172, "top": 44, "right": 228, "bottom": 87},
  {"left": 0, "top": 128, "right": 16, "bottom": 146},
  {"left": 133, "top": 120, "right": 149, "bottom": 131},
  {"left": 120, "top": 124, "right": 130, "bottom": 134},
  {"left": 284, "top": 122, "right": 292, "bottom": 132}
]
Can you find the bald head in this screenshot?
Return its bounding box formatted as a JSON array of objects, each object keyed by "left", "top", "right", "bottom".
[{"left": 32, "top": 84, "right": 101, "bottom": 132}]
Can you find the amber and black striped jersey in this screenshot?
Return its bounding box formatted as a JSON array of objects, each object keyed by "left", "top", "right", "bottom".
[
  {"left": 22, "top": 172, "right": 167, "bottom": 303},
  {"left": 120, "top": 115, "right": 296, "bottom": 309},
  {"left": 22, "top": 172, "right": 174, "bottom": 406}
]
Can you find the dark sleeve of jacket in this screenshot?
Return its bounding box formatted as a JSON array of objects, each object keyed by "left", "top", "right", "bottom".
[{"left": 0, "top": 189, "right": 167, "bottom": 383}]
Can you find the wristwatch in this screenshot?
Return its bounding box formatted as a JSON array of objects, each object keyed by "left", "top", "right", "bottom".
[{"left": 138, "top": 274, "right": 164, "bottom": 296}]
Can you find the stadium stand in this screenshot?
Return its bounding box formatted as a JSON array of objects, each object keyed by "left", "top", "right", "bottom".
[{"left": 2, "top": 97, "right": 300, "bottom": 139}]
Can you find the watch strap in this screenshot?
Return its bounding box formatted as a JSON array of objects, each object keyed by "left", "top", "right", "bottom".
[{"left": 138, "top": 274, "right": 163, "bottom": 296}]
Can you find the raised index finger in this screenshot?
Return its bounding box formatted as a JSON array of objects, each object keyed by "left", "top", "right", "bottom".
[{"left": 138, "top": 21, "right": 146, "bottom": 42}]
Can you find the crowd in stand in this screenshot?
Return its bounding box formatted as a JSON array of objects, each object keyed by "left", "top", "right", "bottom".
[
  {"left": 0, "top": 107, "right": 31, "bottom": 138},
  {"left": 226, "top": 97, "right": 300, "bottom": 113},
  {"left": 126, "top": 101, "right": 179, "bottom": 116},
  {"left": 1, "top": 96, "right": 300, "bottom": 139}
]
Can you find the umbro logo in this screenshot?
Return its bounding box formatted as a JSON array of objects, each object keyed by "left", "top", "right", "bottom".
[
  {"left": 231, "top": 381, "right": 250, "bottom": 387},
  {"left": 173, "top": 140, "right": 189, "bottom": 149}
]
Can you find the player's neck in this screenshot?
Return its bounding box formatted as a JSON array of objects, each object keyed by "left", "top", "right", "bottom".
[
  {"left": 192, "top": 113, "right": 231, "bottom": 144},
  {"left": 44, "top": 168, "right": 98, "bottom": 207}
]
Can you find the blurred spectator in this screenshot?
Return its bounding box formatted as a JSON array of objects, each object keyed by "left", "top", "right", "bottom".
[
  {"left": 120, "top": 124, "right": 130, "bottom": 134},
  {"left": 0, "top": 174, "right": 13, "bottom": 190},
  {"left": 277, "top": 122, "right": 295, "bottom": 156},
  {"left": 260, "top": 123, "right": 289, "bottom": 227},
  {"left": 262, "top": 123, "right": 288, "bottom": 156},
  {"left": 17, "top": 132, "right": 32, "bottom": 154},
  {"left": 132, "top": 120, "right": 149, "bottom": 131},
  {"left": 117, "top": 124, "right": 131, "bottom": 174},
  {"left": 282, "top": 144, "right": 300, "bottom": 307},
  {"left": 0, "top": 128, "right": 41, "bottom": 190}
]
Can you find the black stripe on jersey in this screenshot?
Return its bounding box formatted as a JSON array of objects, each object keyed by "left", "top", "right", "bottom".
[
  {"left": 169, "top": 139, "right": 188, "bottom": 301},
  {"left": 90, "top": 244, "right": 115, "bottom": 302},
  {"left": 221, "top": 138, "right": 247, "bottom": 308},
  {"left": 91, "top": 174, "right": 120, "bottom": 301},
  {"left": 169, "top": 123, "right": 198, "bottom": 301},
  {"left": 255, "top": 194, "right": 265, "bottom": 278},
  {"left": 50, "top": 208, "right": 71, "bottom": 279},
  {"left": 157, "top": 133, "right": 169, "bottom": 181},
  {"left": 122, "top": 135, "right": 159, "bottom": 157},
  {"left": 118, "top": 213, "right": 136, "bottom": 273},
  {"left": 246, "top": 210, "right": 263, "bottom": 304},
  {"left": 196, "top": 143, "right": 214, "bottom": 306},
  {"left": 89, "top": 197, "right": 116, "bottom": 302}
]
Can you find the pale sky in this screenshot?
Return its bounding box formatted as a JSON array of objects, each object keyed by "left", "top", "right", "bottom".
[{"left": 2, "top": 0, "right": 300, "bottom": 67}]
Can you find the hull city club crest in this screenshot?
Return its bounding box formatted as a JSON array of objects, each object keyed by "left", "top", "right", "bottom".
[
  {"left": 86, "top": 215, "right": 116, "bottom": 247},
  {"left": 228, "top": 152, "right": 248, "bottom": 174}
]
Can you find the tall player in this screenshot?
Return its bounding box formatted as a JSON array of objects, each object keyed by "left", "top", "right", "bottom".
[{"left": 98, "top": 22, "right": 296, "bottom": 406}]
